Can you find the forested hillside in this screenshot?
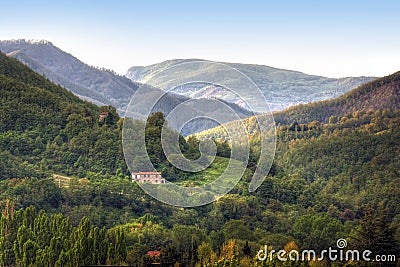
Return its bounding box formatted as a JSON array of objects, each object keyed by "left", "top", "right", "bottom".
[
  {"left": 0, "top": 39, "right": 135, "bottom": 108},
  {"left": 273, "top": 71, "right": 400, "bottom": 125},
  {"left": 0, "top": 52, "right": 399, "bottom": 266},
  {"left": 0, "top": 40, "right": 255, "bottom": 136},
  {"left": 196, "top": 71, "right": 400, "bottom": 139},
  {"left": 0, "top": 52, "right": 126, "bottom": 178}
]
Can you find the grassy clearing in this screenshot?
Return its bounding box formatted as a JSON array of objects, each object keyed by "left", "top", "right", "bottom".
[{"left": 175, "top": 156, "right": 247, "bottom": 186}]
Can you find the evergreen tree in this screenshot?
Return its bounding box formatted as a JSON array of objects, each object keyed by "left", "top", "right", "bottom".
[
  {"left": 352, "top": 206, "right": 398, "bottom": 258},
  {"left": 22, "top": 239, "right": 37, "bottom": 266}
]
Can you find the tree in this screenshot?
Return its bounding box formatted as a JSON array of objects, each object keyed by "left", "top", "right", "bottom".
[
  {"left": 145, "top": 112, "right": 167, "bottom": 167},
  {"left": 114, "top": 227, "right": 127, "bottom": 264},
  {"left": 22, "top": 239, "right": 37, "bottom": 266},
  {"left": 219, "top": 240, "right": 236, "bottom": 260},
  {"left": 352, "top": 206, "right": 398, "bottom": 258},
  {"left": 223, "top": 220, "right": 255, "bottom": 241},
  {"left": 126, "top": 243, "right": 147, "bottom": 267},
  {"left": 72, "top": 217, "right": 95, "bottom": 266},
  {"left": 292, "top": 214, "right": 344, "bottom": 252},
  {"left": 147, "top": 112, "right": 166, "bottom": 128},
  {"left": 197, "top": 241, "right": 216, "bottom": 266},
  {"left": 242, "top": 241, "right": 251, "bottom": 257},
  {"left": 328, "top": 115, "right": 338, "bottom": 124}
]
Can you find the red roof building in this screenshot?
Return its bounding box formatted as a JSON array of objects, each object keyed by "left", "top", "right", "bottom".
[{"left": 147, "top": 250, "right": 161, "bottom": 257}]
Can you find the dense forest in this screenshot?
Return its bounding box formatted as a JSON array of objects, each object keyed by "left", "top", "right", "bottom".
[
  {"left": 197, "top": 71, "right": 400, "bottom": 139},
  {"left": 0, "top": 52, "right": 399, "bottom": 266},
  {"left": 272, "top": 71, "right": 400, "bottom": 125}
]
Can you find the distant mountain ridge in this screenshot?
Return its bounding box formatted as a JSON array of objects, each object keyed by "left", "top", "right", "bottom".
[
  {"left": 0, "top": 40, "right": 253, "bottom": 135},
  {"left": 0, "top": 39, "right": 135, "bottom": 111},
  {"left": 273, "top": 70, "right": 400, "bottom": 125},
  {"left": 127, "top": 59, "right": 375, "bottom": 112},
  {"left": 195, "top": 71, "right": 400, "bottom": 139}
]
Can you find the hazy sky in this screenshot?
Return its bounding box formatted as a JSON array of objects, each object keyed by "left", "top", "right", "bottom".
[{"left": 1, "top": 0, "right": 399, "bottom": 78}]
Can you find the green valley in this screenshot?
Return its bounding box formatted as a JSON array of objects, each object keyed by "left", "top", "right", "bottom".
[{"left": 0, "top": 51, "right": 399, "bottom": 266}]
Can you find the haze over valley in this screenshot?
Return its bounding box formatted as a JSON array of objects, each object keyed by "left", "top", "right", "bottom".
[{"left": 1, "top": 39, "right": 374, "bottom": 116}]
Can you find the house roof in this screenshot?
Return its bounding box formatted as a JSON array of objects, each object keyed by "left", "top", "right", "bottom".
[{"left": 147, "top": 250, "right": 161, "bottom": 257}]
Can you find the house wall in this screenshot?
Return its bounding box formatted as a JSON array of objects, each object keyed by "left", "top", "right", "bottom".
[{"left": 132, "top": 173, "right": 166, "bottom": 184}]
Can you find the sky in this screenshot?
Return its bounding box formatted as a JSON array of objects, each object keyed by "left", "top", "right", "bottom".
[{"left": 0, "top": 0, "right": 399, "bottom": 78}]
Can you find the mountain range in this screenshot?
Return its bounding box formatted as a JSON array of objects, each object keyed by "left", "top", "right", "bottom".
[
  {"left": 0, "top": 39, "right": 399, "bottom": 266},
  {"left": 127, "top": 59, "right": 375, "bottom": 112},
  {"left": 0, "top": 39, "right": 133, "bottom": 109},
  {"left": 272, "top": 71, "right": 400, "bottom": 125},
  {"left": 195, "top": 70, "right": 400, "bottom": 139},
  {"left": 0, "top": 40, "right": 253, "bottom": 135},
  {"left": 1, "top": 39, "right": 375, "bottom": 117}
]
